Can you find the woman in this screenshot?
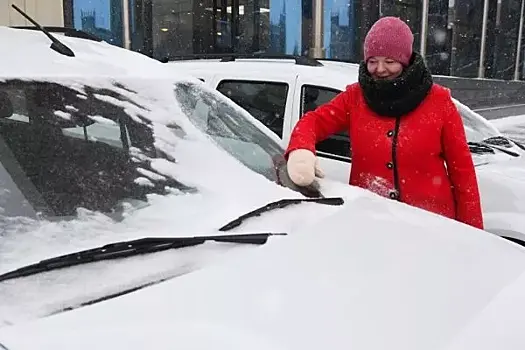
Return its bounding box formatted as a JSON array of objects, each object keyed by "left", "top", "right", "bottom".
[{"left": 285, "top": 16, "right": 484, "bottom": 229}]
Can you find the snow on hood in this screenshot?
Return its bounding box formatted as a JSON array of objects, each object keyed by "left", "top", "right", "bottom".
[
  {"left": 473, "top": 155, "right": 525, "bottom": 237},
  {"left": 443, "top": 268, "right": 525, "bottom": 350},
  {"left": 1, "top": 195, "right": 525, "bottom": 350}
]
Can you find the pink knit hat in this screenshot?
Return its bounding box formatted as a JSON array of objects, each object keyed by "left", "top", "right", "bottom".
[{"left": 364, "top": 17, "right": 414, "bottom": 66}]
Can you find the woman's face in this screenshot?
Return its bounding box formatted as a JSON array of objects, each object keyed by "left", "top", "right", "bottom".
[{"left": 367, "top": 56, "right": 403, "bottom": 80}]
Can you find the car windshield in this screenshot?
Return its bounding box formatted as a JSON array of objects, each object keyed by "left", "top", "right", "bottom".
[
  {"left": 0, "top": 78, "right": 304, "bottom": 227},
  {"left": 0, "top": 79, "right": 190, "bottom": 225}
]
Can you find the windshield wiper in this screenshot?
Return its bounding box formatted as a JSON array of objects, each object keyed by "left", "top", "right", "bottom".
[
  {"left": 468, "top": 140, "right": 520, "bottom": 157},
  {"left": 468, "top": 142, "right": 496, "bottom": 155},
  {"left": 11, "top": 4, "right": 75, "bottom": 57},
  {"left": 219, "top": 197, "right": 344, "bottom": 232},
  {"left": 482, "top": 136, "right": 513, "bottom": 147},
  {"left": 0, "top": 232, "right": 286, "bottom": 283},
  {"left": 511, "top": 139, "right": 525, "bottom": 151}
]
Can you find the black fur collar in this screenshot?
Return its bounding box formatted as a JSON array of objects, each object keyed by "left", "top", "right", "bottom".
[{"left": 358, "top": 52, "right": 433, "bottom": 118}]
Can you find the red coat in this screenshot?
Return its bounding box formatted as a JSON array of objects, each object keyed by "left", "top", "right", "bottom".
[{"left": 286, "top": 83, "right": 484, "bottom": 230}]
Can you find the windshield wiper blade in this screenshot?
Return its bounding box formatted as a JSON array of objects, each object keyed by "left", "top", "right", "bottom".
[
  {"left": 468, "top": 141, "right": 496, "bottom": 155},
  {"left": 11, "top": 4, "right": 75, "bottom": 57},
  {"left": 511, "top": 139, "right": 525, "bottom": 151},
  {"left": 482, "top": 136, "right": 513, "bottom": 147},
  {"left": 219, "top": 197, "right": 344, "bottom": 232},
  {"left": 468, "top": 141, "right": 520, "bottom": 157},
  {"left": 0, "top": 232, "right": 286, "bottom": 283}
]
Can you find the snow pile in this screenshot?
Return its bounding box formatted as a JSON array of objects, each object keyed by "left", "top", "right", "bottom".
[{"left": 490, "top": 114, "right": 525, "bottom": 143}]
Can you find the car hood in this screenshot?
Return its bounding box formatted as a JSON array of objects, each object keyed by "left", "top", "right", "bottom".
[
  {"left": 2, "top": 194, "right": 525, "bottom": 350},
  {"left": 0, "top": 174, "right": 357, "bottom": 326},
  {"left": 474, "top": 155, "right": 525, "bottom": 237}
]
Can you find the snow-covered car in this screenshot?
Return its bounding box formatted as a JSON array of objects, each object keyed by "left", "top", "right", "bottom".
[
  {"left": 2, "top": 12, "right": 525, "bottom": 350},
  {"left": 0, "top": 22, "right": 348, "bottom": 320},
  {"left": 166, "top": 55, "right": 525, "bottom": 239}
]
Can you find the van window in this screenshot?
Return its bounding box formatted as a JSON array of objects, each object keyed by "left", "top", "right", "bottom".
[
  {"left": 217, "top": 80, "right": 288, "bottom": 138},
  {"left": 301, "top": 85, "right": 351, "bottom": 161}
]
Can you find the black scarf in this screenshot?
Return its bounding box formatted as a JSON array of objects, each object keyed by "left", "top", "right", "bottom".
[{"left": 358, "top": 52, "right": 433, "bottom": 118}]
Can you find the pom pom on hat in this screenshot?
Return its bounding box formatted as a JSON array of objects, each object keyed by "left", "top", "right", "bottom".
[{"left": 364, "top": 17, "right": 414, "bottom": 66}]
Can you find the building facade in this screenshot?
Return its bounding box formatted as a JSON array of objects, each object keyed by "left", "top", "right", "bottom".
[
  {"left": 0, "top": 0, "right": 64, "bottom": 27},
  {"left": 4, "top": 0, "right": 524, "bottom": 81}
]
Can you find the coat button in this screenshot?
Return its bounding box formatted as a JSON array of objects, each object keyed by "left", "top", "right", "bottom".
[
  {"left": 387, "top": 130, "right": 394, "bottom": 137},
  {"left": 386, "top": 162, "right": 394, "bottom": 169},
  {"left": 389, "top": 191, "right": 399, "bottom": 200}
]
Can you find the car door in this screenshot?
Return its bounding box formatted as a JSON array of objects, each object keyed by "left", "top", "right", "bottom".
[
  {"left": 291, "top": 80, "right": 351, "bottom": 184},
  {"left": 209, "top": 73, "right": 297, "bottom": 142}
]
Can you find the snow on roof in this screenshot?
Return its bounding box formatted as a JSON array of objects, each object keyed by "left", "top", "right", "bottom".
[
  {"left": 166, "top": 57, "right": 360, "bottom": 90},
  {"left": 0, "top": 26, "right": 176, "bottom": 79}
]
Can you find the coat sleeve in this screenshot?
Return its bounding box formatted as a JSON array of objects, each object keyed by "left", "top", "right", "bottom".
[
  {"left": 284, "top": 85, "right": 352, "bottom": 158},
  {"left": 441, "top": 95, "right": 484, "bottom": 230}
]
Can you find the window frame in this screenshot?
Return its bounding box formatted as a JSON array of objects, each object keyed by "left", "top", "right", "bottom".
[
  {"left": 299, "top": 84, "right": 352, "bottom": 163},
  {"left": 215, "top": 79, "right": 290, "bottom": 138}
]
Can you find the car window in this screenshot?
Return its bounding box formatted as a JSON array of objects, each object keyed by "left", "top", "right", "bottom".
[
  {"left": 301, "top": 85, "right": 351, "bottom": 161},
  {"left": 216, "top": 80, "right": 288, "bottom": 138},
  {"left": 175, "top": 81, "right": 286, "bottom": 181},
  {"left": 0, "top": 80, "right": 188, "bottom": 221}
]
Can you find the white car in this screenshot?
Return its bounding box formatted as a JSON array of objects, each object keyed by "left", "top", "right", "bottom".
[
  {"left": 166, "top": 55, "right": 525, "bottom": 239},
  {"left": 2, "top": 13, "right": 525, "bottom": 350}
]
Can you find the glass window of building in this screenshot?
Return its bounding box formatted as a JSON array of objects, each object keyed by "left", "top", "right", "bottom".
[
  {"left": 379, "top": 0, "right": 422, "bottom": 50},
  {"left": 71, "top": 0, "right": 124, "bottom": 47},
  {"left": 65, "top": 0, "right": 525, "bottom": 84},
  {"left": 321, "top": 0, "right": 358, "bottom": 61},
  {"left": 76, "top": 0, "right": 376, "bottom": 63},
  {"left": 484, "top": 0, "right": 522, "bottom": 80},
  {"left": 448, "top": 0, "right": 484, "bottom": 78},
  {"left": 425, "top": 0, "right": 451, "bottom": 75},
  {"left": 317, "top": 0, "right": 379, "bottom": 62},
  {"left": 146, "top": 0, "right": 303, "bottom": 60}
]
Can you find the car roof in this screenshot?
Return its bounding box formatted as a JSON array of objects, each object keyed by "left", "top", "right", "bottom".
[
  {"left": 166, "top": 58, "right": 361, "bottom": 89},
  {"left": 0, "top": 26, "right": 173, "bottom": 79},
  {"left": 167, "top": 57, "right": 507, "bottom": 138}
]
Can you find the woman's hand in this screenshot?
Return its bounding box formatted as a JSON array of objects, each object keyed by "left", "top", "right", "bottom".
[{"left": 287, "top": 149, "right": 325, "bottom": 186}]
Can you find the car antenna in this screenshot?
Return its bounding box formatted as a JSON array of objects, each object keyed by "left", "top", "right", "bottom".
[{"left": 11, "top": 4, "right": 75, "bottom": 57}]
